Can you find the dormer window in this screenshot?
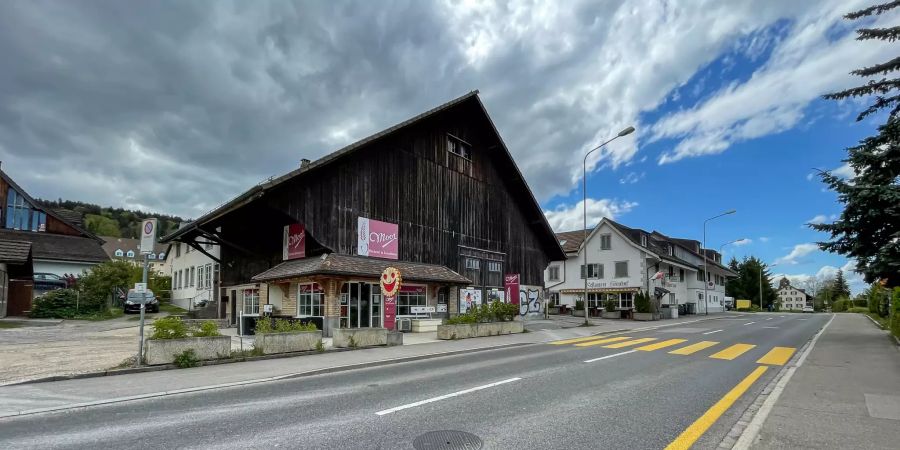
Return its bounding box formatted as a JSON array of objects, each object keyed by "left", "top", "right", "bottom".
[
  {"left": 114, "top": 249, "right": 124, "bottom": 257},
  {"left": 126, "top": 250, "right": 135, "bottom": 258},
  {"left": 148, "top": 253, "right": 156, "bottom": 260},
  {"left": 159, "top": 252, "right": 166, "bottom": 259},
  {"left": 640, "top": 234, "right": 647, "bottom": 247},
  {"left": 447, "top": 134, "right": 472, "bottom": 159}
]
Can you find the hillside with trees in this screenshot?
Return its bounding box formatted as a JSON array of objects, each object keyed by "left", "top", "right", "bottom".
[{"left": 37, "top": 198, "right": 184, "bottom": 238}]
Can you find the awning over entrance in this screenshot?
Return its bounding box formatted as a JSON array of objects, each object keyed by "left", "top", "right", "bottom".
[
  {"left": 250, "top": 253, "right": 471, "bottom": 285},
  {"left": 559, "top": 287, "right": 640, "bottom": 294}
]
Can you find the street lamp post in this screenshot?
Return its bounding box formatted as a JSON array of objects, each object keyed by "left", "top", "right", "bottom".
[
  {"left": 719, "top": 238, "right": 748, "bottom": 256},
  {"left": 702, "top": 210, "right": 736, "bottom": 315},
  {"left": 583, "top": 126, "right": 635, "bottom": 326}
]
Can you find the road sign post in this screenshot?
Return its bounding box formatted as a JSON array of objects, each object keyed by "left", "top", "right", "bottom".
[{"left": 136, "top": 218, "right": 157, "bottom": 367}]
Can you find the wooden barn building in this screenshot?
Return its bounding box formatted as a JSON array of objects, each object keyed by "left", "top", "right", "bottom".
[{"left": 161, "top": 91, "right": 564, "bottom": 335}]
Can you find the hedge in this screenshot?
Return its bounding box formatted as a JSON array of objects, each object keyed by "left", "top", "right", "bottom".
[{"left": 891, "top": 287, "right": 900, "bottom": 339}]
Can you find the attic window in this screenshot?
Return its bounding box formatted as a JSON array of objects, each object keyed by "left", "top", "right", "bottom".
[
  {"left": 558, "top": 240, "right": 567, "bottom": 246},
  {"left": 640, "top": 234, "right": 647, "bottom": 247},
  {"left": 447, "top": 134, "right": 472, "bottom": 160},
  {"left": 114, "top": 249, "right": 124, "bottom": 257},
  {"left": 126, "top": 250, "right": 135, "bottom": 258}
]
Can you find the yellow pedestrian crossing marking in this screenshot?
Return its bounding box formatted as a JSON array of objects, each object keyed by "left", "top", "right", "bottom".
[
  {"left": 550, "top": 335, "right": 611, "bottom": 345},
  {"left": 710, "top": 343, "right": 756, "bottom": 360},
  {"left": 635, "top": 339, "right": 687, "bottom": 351},
  {"left": 604, "top": 337, "right": 657, "bottom": 349},
  {"left": 573, "top": 336, "right": 632, "bottom": 347},
  {"left": 756, "top": 347, "right": 796, "bottom": 366},
  {"left": 669, "top": 341, "right": 719, "bottom": 355}
]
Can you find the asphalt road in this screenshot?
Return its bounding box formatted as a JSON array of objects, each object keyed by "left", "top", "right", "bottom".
[{"left": 0, "top": 313, "right": 830, "bottom": 450}]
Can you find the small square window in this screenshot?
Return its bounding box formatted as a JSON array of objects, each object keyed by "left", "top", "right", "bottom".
[{"left": 447, "top": 135, "right": 472, "bottom": 159}]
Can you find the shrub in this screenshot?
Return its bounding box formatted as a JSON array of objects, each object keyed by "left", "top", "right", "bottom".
[
  {"left": 150, "top": 316, "right": 189, "bottom": 340},
  {"left": 315, "top": 340, "right": 325, "bottom": 352},
  {"left": 255, "top": 317, "right": 273, "bottom": 334},
  {"left": 256, "top": 318, "right": 317, "bottom": 333},
  {"left": 847, "top": 307, "right": 870, "bottom": 313},
  {"left": 30, "top": 289, "right": 83, "bottom": 318},
  {"left": 490, "top": 300, "right": 506, "bottom": 322},
  {"left": 446, "top": 313, "right": 477, "bottom": 325},
  {"left": 575, "top": 300, "right": 585, "bottom": 310},
  {"left": 891, "top": 287, "right": 900, "bottom": 338},
  {"left": 173, "top": 349, "right": 200, "bottom": 368},
  {"left": 193, "top": 321, "right": 221, "bottom": 337},
  {"left": 853, "top": 298, "right": 868, "bottom": 308},
  {"left": 634, "top": 292, "right": 651, "bottom": 314},
  {"left": 605, "top": 298, "right": 618, "bottom": 313},
  {"left": 832, "top": 298, "right": 851, "bottom": 312}
]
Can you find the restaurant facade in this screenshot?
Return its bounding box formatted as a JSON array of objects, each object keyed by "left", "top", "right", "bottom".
[{"left": 161, "top": 91, "right": 564, "bottom": 335}]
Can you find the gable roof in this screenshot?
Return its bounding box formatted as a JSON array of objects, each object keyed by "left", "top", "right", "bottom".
[
  {"left": 0, "top": 229, "right": 109, "bottom": 263},
  {"left": 0, "top": 169, "right": 101, "bottom": 242},
  {"left": 0, "top": 239, "right": 32, "bottom": 264},
  {"left": 99, "top": 236, "right": 168, "bottom": 258},
  {"left": 554, "top": 229, "right": 586, "bottom": 253},
  {"left": 160, "top": 91, "right": 564, "bottom": 260},
  {"left": 251, "top": 253, "right": 471, "bottom": 284}
]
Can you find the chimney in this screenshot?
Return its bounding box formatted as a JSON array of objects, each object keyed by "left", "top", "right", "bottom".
[{"left": 300, "top": 159, "right": 310, "bottom": 169}]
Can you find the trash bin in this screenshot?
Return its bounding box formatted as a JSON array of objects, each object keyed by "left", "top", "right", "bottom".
[{"left": 686, "top": 303, "right": 696, "bottom": 315}]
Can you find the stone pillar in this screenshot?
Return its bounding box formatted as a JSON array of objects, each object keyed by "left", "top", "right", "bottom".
[
  {"left": 322, "top": 278, "right": 342, "bottom": 337},
  {"left": 448, "top": 286, "right": 460, "bottom": 316}
]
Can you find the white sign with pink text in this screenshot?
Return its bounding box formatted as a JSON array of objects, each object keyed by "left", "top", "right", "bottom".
[{"left": 357, "top": 217, "right": 399, "bottom": 260}]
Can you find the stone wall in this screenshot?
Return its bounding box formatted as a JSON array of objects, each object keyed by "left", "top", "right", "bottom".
[
  {"left": 144, "top": 336, "right": 231, "bottom": 365},
  {"left": 332, "top": 328, "right": 387, "bottom": 348}
]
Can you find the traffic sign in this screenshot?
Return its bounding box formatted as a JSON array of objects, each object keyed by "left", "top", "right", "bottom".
[
  {"left": 134, "top": 282, "right": 147, "bottom": 294},
  {"left": 140, "top": 218, "right": 158, "bottom": 254}
]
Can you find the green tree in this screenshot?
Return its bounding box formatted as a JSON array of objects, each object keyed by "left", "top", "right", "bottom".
[
  {"left": 84, "top": 214, "right": 121, "bottom": 237},
  {"left": 814, "top": 1, "right": 900, "bottom": 286},
  {"left": 724, "top": 256, "right": 776, "bottom": 307},
  {"left": 832, "top": 269, "right": 852, "bottom": 298}
]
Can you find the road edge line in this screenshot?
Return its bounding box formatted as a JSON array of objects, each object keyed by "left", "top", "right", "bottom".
[
  {"left": 0, "top": 342, "right": 533, "bottom": 419},
  {"left": 728, "top": 313, "right": 835, "bottom": 449}
]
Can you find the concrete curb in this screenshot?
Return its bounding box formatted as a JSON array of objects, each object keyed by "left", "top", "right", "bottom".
[
  {"left": 726, "top": 313, "right": 836, "bottom": 449},
  {"left": 0, "top": 342, "right": 533, "bottom": 419}
]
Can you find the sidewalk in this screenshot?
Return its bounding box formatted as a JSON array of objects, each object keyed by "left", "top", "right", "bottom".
[
  {"left": 748, "top": 314, "right": 900, "bottom": 449},
  {"left": 0, "top": 312, "right": 732, "bottom": 417}
]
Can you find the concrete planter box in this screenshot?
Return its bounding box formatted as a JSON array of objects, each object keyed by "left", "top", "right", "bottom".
[
  {"left": 411, "top": 319, "right": 442, "bottom": 333},
  {"left": 632, "top": 312, "right": 657, "bottom": 321},
  {"left": 332, "top": 328, "right": 387, "bottom": 348},
  {"left": 437, "top": 321, "right": 525, "bottom": 340},
  {"left": 602, "top": 311, "right": 622, "bottom": 319},
  {"left": 548, "top": 306, "right": 560, "bottom": 315},
  {"left": 254, "top": 331, "right": 322, "bottom": 354},
  {"left": 572, "top": 309, "right": 586, "bottom": 317},
  {"left": 144, "top": 336, "right": 231, "bottom": 365}
]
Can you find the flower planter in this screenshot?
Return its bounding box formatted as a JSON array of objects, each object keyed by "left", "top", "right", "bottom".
[
  {"left": 602, "top": 311, "right": 621, "bottom": 319},
  {"left": 332, "top": 328, "right": 388, "bottom": 348},
  {"left": 437, "top": 321, "right": 525, "bottom": 340},
  {"left": 548, "top": 306, "right": 560, "bottom": 315},
  {"left": 254, "top": 330, "right": 322, "bottom": 354},
  {"left": 632, "top": 312, "right": 657, "bottom": 321},
  {"left": 572, "top": 309, "right": 586, "bottom": 317},
  {"left": 410, "top": 319, "right": 442, "bottom": 333},
  {"left": 144, "top": 336, "right": 231, "bottom": 365}
]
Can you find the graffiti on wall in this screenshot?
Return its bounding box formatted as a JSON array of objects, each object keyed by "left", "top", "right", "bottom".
[{"left": 518, "top": 288, "right": 543, "bottom": 316}]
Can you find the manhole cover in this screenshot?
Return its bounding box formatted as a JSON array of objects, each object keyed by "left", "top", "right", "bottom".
[{"left": 413, "top": 430, "right": 483, "bottom": 450}]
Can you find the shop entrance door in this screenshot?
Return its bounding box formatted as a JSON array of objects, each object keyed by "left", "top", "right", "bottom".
[{"left": 342, "top": 282, "right": 381, "bottom": 328}]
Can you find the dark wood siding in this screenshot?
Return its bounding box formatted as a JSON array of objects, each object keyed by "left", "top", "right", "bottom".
[{"left": 216, "top": 100, "right": 552, "bottom": 287}]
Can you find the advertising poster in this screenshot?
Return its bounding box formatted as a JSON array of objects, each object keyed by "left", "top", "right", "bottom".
[
  {"left": 459, "top": 288, "right": 482, "bottom": 314},
  {"left": 282, "top": 223, "right": 306, "bottom": 260},
  {"left": 504, "top": 274, "right": 520, "bottom": 305},
  {"left": 357, "top": 217, "right": 399, "bottom": 259}
]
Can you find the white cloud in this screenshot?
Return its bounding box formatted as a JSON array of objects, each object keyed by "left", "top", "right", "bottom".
[
  {"left": 806, "top": 214, "right": 838, "bottom": 225},
  {"left": 775, "top": 243, "right": 819, "bottom": 265},
  {"left": 651, "top": 0, "right": 896, "bottom": 164},
  {"left": 619, "top": 171, "right": 645, "bottom": 184},
  {"left": 806, "top": 172, "right": 815, "bottom": 181},
  {"left": 733, "top": 238, "right": 752, "bottom": 246},
  {"left": 544, "top": 198, "right": 637, "bottom": 232},
  {"left": 832, "top": 162, "right": 855, "bottom": 179},
  {"left": 759, "top": 236, "right": 770, "bottom": 243},
  {"left": 773, "top": 260, "right": 864, "bottom": 295}
]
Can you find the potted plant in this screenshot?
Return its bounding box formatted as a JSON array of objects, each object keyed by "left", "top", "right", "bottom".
[
  {"left": 632, "top": 292, "right": 656, "bottom": 321},
  {"left": 144, "top": 317, "right": 231, "bottom": 365},
  {"left": 254, "top": 317, "right": 322, "bottom": 354},
  {"left": 572, "top": 299, "right": 586, "bottom": 317},
  {"left": 437, "top": 301, "right": 524, "bottom": 339},
  {"left": 602, "top": 298, "right": 621, "bottom": 319}
]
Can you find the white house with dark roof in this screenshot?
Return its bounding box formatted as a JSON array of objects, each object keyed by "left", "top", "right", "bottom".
[
  {"left": 99, "top": 236, "right": 170, "bottom": 275},
  {"left": 544, "top": 218, "right": 737, "bottom": 315},
  {"left": 776, "top": 277, "right": 810, "bottom": 310}
]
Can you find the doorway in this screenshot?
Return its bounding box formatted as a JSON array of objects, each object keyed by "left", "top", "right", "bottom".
[{"left": 341, "top": 282, "right": 382, "bottom": 328}]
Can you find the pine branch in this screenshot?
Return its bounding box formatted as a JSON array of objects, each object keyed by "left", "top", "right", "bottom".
[
  {"left": 825, "top": 78, "right": 900, "bottom": 102},
  {"left": 852, "top": 56, "right": 900, "bottom": 77},
  {"left": 857, "top": 26, "right": 900, "bottom": 41},
  {"left": 845, "top": 0, "right": 900, "bottom": 20},
  {"left": 856, "top": 93, "right": 900, "bottom": 120}
]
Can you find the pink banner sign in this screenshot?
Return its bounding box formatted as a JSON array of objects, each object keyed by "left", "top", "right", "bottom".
[
  {"left": 400, "top": 285, "right": 426, "bottom": 294},
  {"left": 505, "top": 273, "right": 520, "bottom": 305},
  {"left": 357, "top": 217, "right": 399, "bottom": 260},
  {"left": 282, "top": 223, "right": 306, "bottom": 260},
  {"left": 384, "top": 295, "right": 397, "bottom": 330}
]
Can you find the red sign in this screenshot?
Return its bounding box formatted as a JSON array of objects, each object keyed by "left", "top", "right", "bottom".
[
  {"left": 282, "top": 223, "right": 306, "bottom": 260},
  {"left": 505, "top": 274, "right": 520, "bottom": 305},
  {"left": 384, "top": 295, "right": 397, "bottom": 330},
  {"left": 358, "top": 217, "right": 399, "bottom": 259}
]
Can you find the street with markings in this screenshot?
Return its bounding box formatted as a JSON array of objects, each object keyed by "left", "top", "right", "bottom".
[{"left": 0, "top": 313, "right": 830, "bottom": 449}]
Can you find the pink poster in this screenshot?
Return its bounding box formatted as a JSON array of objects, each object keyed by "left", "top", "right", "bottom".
[
  {"left": 357, "top": 217, "right": 399, "bottom": 259},
  {"left": 505, "top": 274, "right": 520, "bottom": 305},
  {"left": 283, "top": 223, "right": 306, "bottom": 260}
]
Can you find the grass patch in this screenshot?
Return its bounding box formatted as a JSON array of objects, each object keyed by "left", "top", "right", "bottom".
[
  {"left": 69, "top": 308, "right": 124, "bottom": 321},
  {"left": 863, "top": 312, "right": 890, "bottom": 330},
  {"left": 0, "top": 322, "right": 23, "bottom": 329},
  {"left": 159, "top": 302, "right": 187, "bottom": 315}
]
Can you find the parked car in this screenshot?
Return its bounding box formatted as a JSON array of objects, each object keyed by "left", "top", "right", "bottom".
[
  {"left": 33, "top": 273, "right": 67, "bottom": 291},
  {"left": 123, "top": 289, "right": 159, "bottom": 313},
  {"left": 802, "top": 305, "right": 814, "bottom": 313}
]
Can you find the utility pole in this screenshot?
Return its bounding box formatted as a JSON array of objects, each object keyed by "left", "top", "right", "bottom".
[{"left": 136, "top": 254, "right": 148, "bottom": 367}]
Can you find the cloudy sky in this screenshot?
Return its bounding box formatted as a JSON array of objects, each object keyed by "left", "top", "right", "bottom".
[{"left": 1, "top": 0, "right": 894, "bottom": 293}]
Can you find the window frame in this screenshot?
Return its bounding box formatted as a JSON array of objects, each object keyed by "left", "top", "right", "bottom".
[
  {"left": 447, "top": 134, "right": 472, "bottom": 160},
  {"left": 548, "top": 266, "right": 560, "bottom": 281},
  {"left": 600, "top": 234, "right": 612, "bottom": 250},
  {"left": 242, "top": 288, "right": 260, "bottom": 315},
  {"left": 297, "top": 283, "right": 325, "bottom": 317},
  {"left": 614, "top": 261, "right": 628, "bottom": 278}
]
